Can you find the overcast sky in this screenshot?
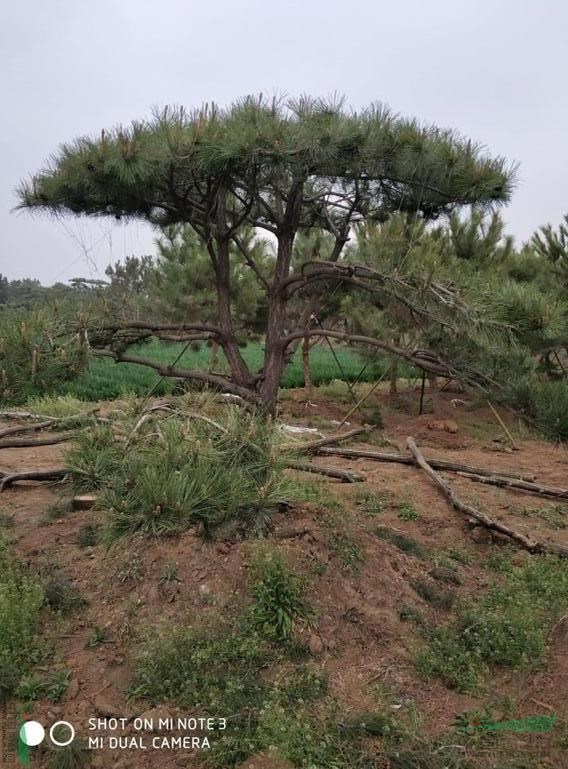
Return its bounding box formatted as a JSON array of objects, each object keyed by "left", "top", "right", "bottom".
[{"left": 2, "top": 0, "right": 567, "bottom": 283}]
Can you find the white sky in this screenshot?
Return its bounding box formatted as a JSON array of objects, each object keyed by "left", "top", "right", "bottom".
[{"left": 1, "top": 0, "right": 567, "bottom": 283}]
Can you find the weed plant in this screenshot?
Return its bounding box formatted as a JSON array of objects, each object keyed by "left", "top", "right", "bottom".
[
  {"left": 0, "top": 543, "right": 45, "bottom": 702},
  {"left": 417, "top": 555, "right": 568, "bottom": 691}
]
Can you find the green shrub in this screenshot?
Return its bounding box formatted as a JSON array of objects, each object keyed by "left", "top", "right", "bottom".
[
  {"left": 249, "top": 549, "right": 313, "bottom": 643},
  {"left": 44, "top": 735, "right": 91, "bottom": 769},
  {"left": 429, "top": 565, "right": 462, "bottom": 586},
  {"left": 397, "top": 502, "right": 421, "bottom": 521},
  {"left": 77, "top": 523, "right": 100, "bottom": 548},
  {"left": 412, "top": 578, "right": 454, "bottom": 610},
  {"left": 86, "top": 410, "right": 296, "bottom": 540},
  {"left": 511, "top": 503, "right": 567, "bottom": 530},
  {"left": 86, "top": 627, "right": 107, "bottom": 648},
  {"left": 255, "top": 701, "right": 378, "bottom": 769},
  {"left": 443, "top": 547, "right": 472, "bottom": 565},
  {"left": 355, "top": 489, "right": 388, "bottom": 516},
  {"left": 0, "top": 308, "right": 86, "bottom": 405},
  {"left": 0, "top": 546, "right": 45, "bottom": 702},
  {"left": 508, "top": 378, "right": 568, "bottom": 440},
  {"left": 273, "top": 666, "right": 327, "bottom": 703},
  {"left": 399, "top": 604, "right": 424, "bottom": 625},
  {"left": 292, "top": 479, "right": 343, "bottom": 511},
  {"left": 360, "top": 403, "right": 384, "bottom": 428},
  {"left": 130, "top": 623, "right": 270, "bottom": 718},
  {"left": 66, "top": 426, "right": 123, "bottom": 491},
  {"left": 0, "top": 513, "right": 14, "bottom": 528},
  {"left": 329, "top": 531, "right": 364, "bottom": 571}
]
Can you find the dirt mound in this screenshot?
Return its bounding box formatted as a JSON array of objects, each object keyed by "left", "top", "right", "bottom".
[{"left": 1, "top": 390, "right": 567, "bottom": 767}]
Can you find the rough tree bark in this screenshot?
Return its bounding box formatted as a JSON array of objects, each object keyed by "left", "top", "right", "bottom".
[{"left": 302, "top": 336, "right": 313, "bottom": 393}]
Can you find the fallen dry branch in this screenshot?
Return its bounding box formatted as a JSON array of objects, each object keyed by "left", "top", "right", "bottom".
[
  {"left": 282, "top": 427, "right": 368, "bottom": 453},
  {"left": 0, "top": 410, "right": 58, "bottom": 420},
  {"left": 0, "top": 468, "right": 68, "bottom": 492},
  {"left": 0, "top": 420, "right": 55, "bottom": 439},
  {"left": 319, "top": 446, "right": 567, "bottom": 500},
  {"left": 286, "top": 460, "right": 365, "bottom": 483},
  {"left": 317, "top": 446, "right": 536, "bottom": 482},
  {"left": 406, "top": 437, "right": 568, "bottom": 558},
  {"left": 0, "top": 407, "right": 99, "bottom": 423},
  {"left": 456, "top": 471, "right": 568, "bottom": 500},
  {"left": 0, "top": 432, "right": 77, "bottom": 449}
]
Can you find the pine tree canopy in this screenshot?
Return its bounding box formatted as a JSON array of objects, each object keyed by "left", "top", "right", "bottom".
[
  {"left": 16, "top": 96, "right": 518, "bottom": 414},
  {"left": 17, "top": 95, "right": 515, "bottom": 231}
]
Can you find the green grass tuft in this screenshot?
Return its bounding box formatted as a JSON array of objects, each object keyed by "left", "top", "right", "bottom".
[
  {"left": 0, "top": 544, "right": 45, "bottom": 703},
  {"left": 417, "top": 555, "right": 568, "bottom": 692},
  {"left": 397, "top": 502, "right": 421, "bottom": 521},
  {"left": 16, "top": 669, "right": 70, "bottom": 703},
  {"left": 355, "top": 488, "right": 388, "bottom": 516},
  {"left": 44, "top": 574, "right": 86, "bottom": 615},
  {"left": 412, "top": 578, "right": 455, "bottom": 610},
  {"left": 373, "top": 526, "right": 429, "bottom": 559}
]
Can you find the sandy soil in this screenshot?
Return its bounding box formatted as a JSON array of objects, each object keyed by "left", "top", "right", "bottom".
[{"left": 1, "top": 388, "right": 567, "bottom": 768}]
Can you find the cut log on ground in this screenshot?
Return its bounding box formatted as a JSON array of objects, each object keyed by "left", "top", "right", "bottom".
[
  {"left": 72, "top": 495, "right": 97, "bottom": 511},
  {"left": 456, "top": 471, "right": 568, "bottom": 500},
  {"left": 0, "top": 468, "right": 68, "bottom": 492},
  {"left": 317, "top": 447, "right": 536, "bottom": 482},
  {"left": 406, "top": 437, "right": 568, "bottom": 558},
  {"left": 286, "top": 460, "right": 365, "bottom": 483}
]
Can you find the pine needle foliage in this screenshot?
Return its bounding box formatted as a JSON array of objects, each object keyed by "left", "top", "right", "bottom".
[
  {"left": 0, "top": 307, "right": 87, "bottom": 405},
  {"left": 18, "top": 97, "right": 513, "bottom": 223},
  {"left": 67, "top": 405, "right": 295, "bottom": 540},
  {"left": 18, "top": 95, "right": 514, "bottom": 414}
]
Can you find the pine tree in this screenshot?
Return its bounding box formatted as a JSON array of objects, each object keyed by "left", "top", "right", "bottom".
[{"left": 18, "top": 95, "right": 514, "bottom": 413}]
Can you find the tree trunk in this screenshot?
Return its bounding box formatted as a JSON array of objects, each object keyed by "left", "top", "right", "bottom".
[
  {"left": 302, "top": 336, "right": 313, "bottom": 394},
  {"left": 213, "top": 233, "right": 250, "bottom": 387},
  {"left": 260, "top": 296, "right": 287, "bottom": 415},
  {"left": 209, "top": 340, "right": 219, "bottom": 371},
  {"left": 428, "top": 373, "right": 439, "bottom": 413},
  {"left": 389, "top": 359, "right": 398, "bottom": 395},
  {"left": 260, "top": 232, "right": 295, "bottom": 415}
]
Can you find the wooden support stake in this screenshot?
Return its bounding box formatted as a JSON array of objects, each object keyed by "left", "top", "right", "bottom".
[{"left": 487, "top": 400, "right": 518, "bottom": 450}]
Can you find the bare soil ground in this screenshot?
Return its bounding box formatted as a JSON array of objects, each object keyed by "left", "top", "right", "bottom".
[{"left": 1, "top": 387, "right": 567, "bottom": 768}]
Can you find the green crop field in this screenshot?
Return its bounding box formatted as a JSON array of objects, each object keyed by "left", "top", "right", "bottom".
[{"left": 60, "top": 340, "right": 400, "bottom": 401}]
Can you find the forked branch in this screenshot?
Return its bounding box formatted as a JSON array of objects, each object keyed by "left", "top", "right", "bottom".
[{"left": 406, "top": 437, "right": 568, "bottom": 558}]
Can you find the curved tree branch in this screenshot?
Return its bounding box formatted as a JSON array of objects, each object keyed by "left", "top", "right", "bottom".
[
  {"left": 282, "top": 328, "right": 455, "bottom": 377},
  {"left": 94, "top": 350, "right": 260, "bottom": 402}
]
